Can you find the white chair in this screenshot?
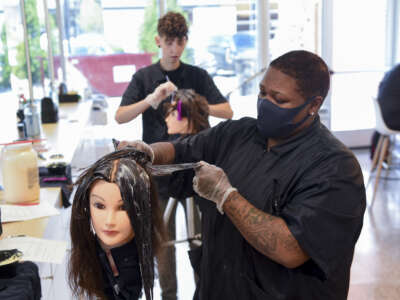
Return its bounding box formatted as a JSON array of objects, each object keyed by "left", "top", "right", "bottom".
[{"left": 367, "top": 97, "right": 400, "bottom": 207}]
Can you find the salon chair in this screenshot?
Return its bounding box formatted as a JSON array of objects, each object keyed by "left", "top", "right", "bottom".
[{"left": 367, "top": 97, "right": 400, "bottom": 207}]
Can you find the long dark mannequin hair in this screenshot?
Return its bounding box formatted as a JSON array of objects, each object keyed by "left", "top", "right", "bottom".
[{"left": 69, "top": 148, "right": 165, "bottom": 300}]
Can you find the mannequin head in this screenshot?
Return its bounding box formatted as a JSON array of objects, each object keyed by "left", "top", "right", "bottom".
[
  {"left": 164, "top": 89, "right": 210, "bottom": 135},
  {"left": 69, "top": 149, "right": 165, "bottom": 300}
]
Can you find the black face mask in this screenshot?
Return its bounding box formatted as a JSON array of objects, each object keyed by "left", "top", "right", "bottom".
[{"left": 256, "top": 96, "right": 315, "bottom": 139}]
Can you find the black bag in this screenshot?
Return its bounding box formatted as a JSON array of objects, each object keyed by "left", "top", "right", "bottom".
[
  {"left": 39, "top": 165, "right": 72, "bottom": 208},
  {"left": 0, "top": 261, "right": 41, "bottom": 300},
  {"left": 41, "top": 97, "right": 59, "bottom": 123}
]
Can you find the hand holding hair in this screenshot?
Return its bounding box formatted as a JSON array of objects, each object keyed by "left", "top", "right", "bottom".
[
  {"left": 117, "top": 140, "right": 155, "bottom": 163},
  {"left": 193, "top": 161, "right": 237, "bottom": 214},
  {"left": 145, "top": 81, "right": 177, "bottom": 109}
]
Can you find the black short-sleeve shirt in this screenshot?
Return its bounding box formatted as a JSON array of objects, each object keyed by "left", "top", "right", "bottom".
[
  {"left": 377, "top": 64, "right": 400, "bottom": 130},
  {"left": 172, "top": 117, "right": 366, "bottom": 300},
  {"left": 120, "top": 61, "right": 227, "bottom": 144}
]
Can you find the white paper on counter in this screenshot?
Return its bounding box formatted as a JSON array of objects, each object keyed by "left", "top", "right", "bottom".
[
  {"left": 0, "top": 200, "right": 59, "bottom": 223},
  {"left": 0, "top": 236, "right": 67, "bottom": 264}
]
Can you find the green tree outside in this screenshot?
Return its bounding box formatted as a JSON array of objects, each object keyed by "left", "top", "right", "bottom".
[
  {"left": 139, "top": 0, "right": 193, "bottom": 64},
  {"left": 3, "top": 0, "right": 59, "bottom": 91},
  {"left": 0, "top": 24, "right": 11, "bottom": 90},
  {"left": 12, "top": 0, "right": 47, "bottom": 86}
]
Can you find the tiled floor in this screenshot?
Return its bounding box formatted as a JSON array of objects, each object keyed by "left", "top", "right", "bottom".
[
  {"left": 38, "top": 142, "right": 400, "bottom": 300},
  {"left": 347, "top": 148, "right": 400, "bottom": 300}
]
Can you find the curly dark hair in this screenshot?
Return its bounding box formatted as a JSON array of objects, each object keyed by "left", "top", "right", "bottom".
[
  {"left": 69, "top": 148, "right": 166, "bottom": 300},
  {"left": 157, "top": 11, "right": 188, "bottom": 39},
  {"left": 270, "top": 50, "right": 331, "bottom": 101},
  {"left": 164, "top": 89, "right": 210, "bottom": 134}
]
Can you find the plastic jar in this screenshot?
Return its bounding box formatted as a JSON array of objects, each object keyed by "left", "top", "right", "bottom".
[{"left": 1, "top": 141, "right": 40, "bottom": 204}]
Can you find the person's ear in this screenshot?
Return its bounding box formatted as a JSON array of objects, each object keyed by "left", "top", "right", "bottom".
[
  {"left": 309, "top": 96, "right": 323, "bottom": 115},
  {"left": 177, "top": 117, "right": 189, "bottom": 132},
  {"left": 181, "top": 117, "right": 189, "bottom": 125},
  {"left": 181, "top": 36, "right": 188, "bottom": 46},
  {"left": 155, "top": 35, "right": 161, "bottom": 48}
]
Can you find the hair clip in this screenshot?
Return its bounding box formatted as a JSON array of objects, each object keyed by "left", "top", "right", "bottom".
[{"left": 177, "top": 100, "right": 182, "bottom": 120}]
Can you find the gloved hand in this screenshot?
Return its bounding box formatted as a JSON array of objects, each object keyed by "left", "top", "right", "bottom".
[
  {"left": 193, "top": 161, "right": 237, "bottom": 214},
  {"left": 145, "top": 81, "right": 177, "bottom": 109},
  {"left": 117, "top": 140, "right": 154, "bottom": 163}
]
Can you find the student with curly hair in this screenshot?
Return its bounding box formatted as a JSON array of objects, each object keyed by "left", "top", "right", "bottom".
[
  {"left": 115, "top": 11, "right": 232, "bottom": 139},
  {"left": 115, "top": 11, "right": 232, "bottom": 300},
  {"left": 68, "top": 149, "right": 166, "bottom": 300}
]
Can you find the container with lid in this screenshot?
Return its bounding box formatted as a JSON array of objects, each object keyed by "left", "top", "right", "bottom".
[
  {"left": 24, "top": 102, "right": 41, "bottom": 138},
  {"left": 1, "top": 141, "right": 40, "bottom": 204}
]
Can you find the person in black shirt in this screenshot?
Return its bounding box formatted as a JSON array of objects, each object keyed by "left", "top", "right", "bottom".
[
  {"left": 122, "top": 50, "right": 366, "bottom": 300},
  {"left": 115, "top": 12, "right": 232, "bottom": 143},
  {"left": 69, "top": 149, "right": 165, "bottom": 300},
  {"left": 115, "top": 12, "right": 232, "bottom": 300},
  {"left": 377, "top": 64, "right": 400, "bottom": 130},
  {"left": 370, "top": 64, "right": 400, "bottom": 158}
]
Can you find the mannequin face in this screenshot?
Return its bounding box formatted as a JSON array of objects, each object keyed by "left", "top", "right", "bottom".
[
  {"left": 165, "top": 110, "right": 189, "bottom": 134},
  {"left": 89, "top": 180, "right": 134, "bottom": 249}
]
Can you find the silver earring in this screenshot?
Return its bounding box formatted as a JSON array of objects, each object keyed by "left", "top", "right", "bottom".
[{"left": 90, "top": 220, "right": 96, "bottom": 235}]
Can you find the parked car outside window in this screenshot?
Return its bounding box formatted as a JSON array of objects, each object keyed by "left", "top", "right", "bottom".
[{"left": 69, "top": 33, "right": 122, "bottom": 56}]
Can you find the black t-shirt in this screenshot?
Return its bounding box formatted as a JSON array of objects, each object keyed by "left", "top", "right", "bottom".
[
  {"left": 377, "top": 64, "right": 400, "bottom": 130},
  {"left": 172, "top": 117, "right": 366, "bottom": 300},
  {"left": 120, "top": 61, "right": 227, "bottom": 144}
]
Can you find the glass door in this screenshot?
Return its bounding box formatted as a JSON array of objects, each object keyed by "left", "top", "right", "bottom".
[
  {"left": 323, "top": 0, "right": 391, "bottom": 147},
  {"left": 179, "top": 0, "right": 324, "bottom": 124},
  {"left": 269, "top": 0, "right": 322, "bottom": 58},
  {"left": 184, "top": 0, "right": 258, "bottom": 98},
  {"left": 269, "top": 0, "right": 328, "bottom": 125},
  {"left": 174, "top": 0, "right": 259, "bottom": 125}
]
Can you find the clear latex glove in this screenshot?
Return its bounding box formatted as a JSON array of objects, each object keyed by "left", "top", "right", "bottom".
[
  {"left": 145, "top": 81, "right": 177, "bottom": 109},
  {"left": 117, "top": 140, "right": 154, "bottom": 163},
  {"left": 193, "top": 161, "right": 237, "bottom": 214}
]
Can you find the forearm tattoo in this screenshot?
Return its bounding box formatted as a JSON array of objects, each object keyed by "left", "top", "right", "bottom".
[
  {"left": 224, "top": 192, "right": 306, "bottom": 264},
  {"left": 152, "top": 142, "right": 175, "bottom": 165}
]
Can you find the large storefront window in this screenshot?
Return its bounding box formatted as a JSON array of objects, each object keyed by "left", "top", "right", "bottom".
[
  {"left": 0, "top": 0, "right": 155, "bottom": 101},
  {"left": 1, "top": 0, "right": 399, "bottom": 147},
  {"left": 179, "top": 0, "right": 258, "bottom": 100},
  {"left": 177, "top": 0, "right": 322, "bottom": 121},
  {"left": 270, "top": 0, "right": 322, "bottom": 59},
  {"left": 330, "top": 0, "right": 388, "bottom": 133}
]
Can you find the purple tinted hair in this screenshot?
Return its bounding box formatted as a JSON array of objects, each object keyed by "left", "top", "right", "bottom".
[{"left": 177, "top": 100, "right": 182, "bottom": 120}]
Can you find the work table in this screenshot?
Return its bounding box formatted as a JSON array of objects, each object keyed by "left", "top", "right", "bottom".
[{"left": 1, "top": 101, "right": 90, "bottom": 239}]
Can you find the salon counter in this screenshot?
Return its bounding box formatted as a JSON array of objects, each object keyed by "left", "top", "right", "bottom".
[
  {"left": 0, "top": 100, "right": 100, "bottom": 300},
  {"left": 41, "top": 101, "right": 91, "bottom": 163},
  {"left": 1, "top": 101, "right": 91, "bottom": 239},
  {"left": 1, "top": 188, "right": 62, "bottom": 239}
]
